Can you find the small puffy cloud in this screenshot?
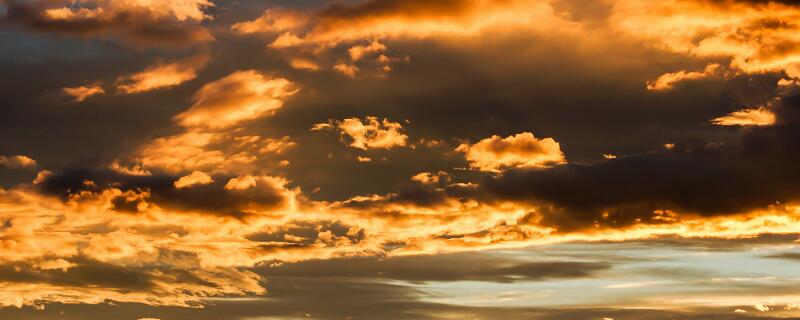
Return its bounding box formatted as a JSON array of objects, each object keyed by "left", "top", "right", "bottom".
[
  {"left": 411, "top": 171, "right": 450, "bottom": 185},
  {"left": 457, "top": 132, "right": 565, "bottom": 173},
  {"left": 333, "top": 63, "right": 358, "bottom": 77},
  {"left": 116, "top": 54, "right": 210, "bottom": 94},
  {"left": 348, "top": 40, "right": 386, "bottom": 61},
  {"left": 313, "top": 116, "right": 408, "bottom": 150},
  {"left": 289, "top": 58, "right": 320, "bottom": 71},
  {"left": 0, "top": 155, "right": 37, "bottom": 169},
  {"left": 224, "top": 175, "right": 258, "bottom": 190},
  {"left": 175, "top": 70, "right": 298, "bottom": 129},
  {"left": 62, "top": 85, "right": 105, "bottom": 102},
  {"left": 646, "top": 64, "right": 721, "bottom": 91},
  {"left": 711, "top": 107, "right": 776, "bottom": 126},
  {"left": 173, "top": 171, "right": 213, "bottom": 189}
]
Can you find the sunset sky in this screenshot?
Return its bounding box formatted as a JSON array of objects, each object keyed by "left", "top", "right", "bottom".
[{"left": 2, "top": 0, "right": 800, "bottom": 319}]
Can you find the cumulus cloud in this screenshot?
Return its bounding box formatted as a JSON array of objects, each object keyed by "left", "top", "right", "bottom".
[
  {"left": 173, "top": 170, "right": 213, "bottom": 189},
  {"left": 116, "top": 54, "right": 209, "bottom": 94},
  {"left": 456, "top": 132, "right": 565, "bottom": 173},
  {"left": 175, "top": 70, "right": 298, "bottom": 129},
  {"left": 312, "top": 116, "right": 408, "bottom": 150}
]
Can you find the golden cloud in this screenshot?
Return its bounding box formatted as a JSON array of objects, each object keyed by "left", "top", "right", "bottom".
[
  {"left": 116, "top": 54, "right": 209, "bottom": 94},
  {"left": 711, "top": 107, "right": 777, "bottom": 126},
  {"left": 175, "top": 70, "right": 298, "bottom": 129},
  {"left": 456, "top": 132, "right": 565, "bottom": 173},
  {"left": 0, "top": 155, "right": 37, "bottom": 169},
  {"left": 173, "top": 171, "right": 213, "bottom": 189},
  {"left": 612, "top": 0, "right": 800, "bottom": 79},
  {"left": 312, "top": 116, "right": 408, "bottom": 150},
  {"left": 62, "top": 85, "right": 105, "bottom": 102},
  {"left": 647, "top": 63, "right": 722, "bottom": 91}
]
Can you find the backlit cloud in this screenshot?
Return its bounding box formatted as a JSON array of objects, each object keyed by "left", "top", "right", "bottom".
[
  {"left": 116, "top": 54, "right": 209, "bottom": 94},
  {"left": 457, "top": 132, "right": 565, "bottom": 173},
  {"left": 312, "top": 116, "right": 408, "bottom": 150},
  {"left": 712, "top": 107, "right": 777, "bottom": 126},
  {"left": 62, "top": 85, "right": 105, "bottom": 102},
  {"left": 175, "top": 70, "right": 297, "bottom": 129}
]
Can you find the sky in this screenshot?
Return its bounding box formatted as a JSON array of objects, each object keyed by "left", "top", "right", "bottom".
[{"left": 1, "top": 0, "right": 800, "bottom": 319}]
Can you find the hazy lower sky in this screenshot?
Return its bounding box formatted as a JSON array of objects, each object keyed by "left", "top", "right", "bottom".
[{"left": 1, "top": 0, "right": 800, "bottom": 319}]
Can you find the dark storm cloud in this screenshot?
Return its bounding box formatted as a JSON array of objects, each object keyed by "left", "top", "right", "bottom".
[
  {"left": 0, "top": 257, "right": 155, "bottom": 290},
  {"left": 479, "top": 87, "right": 800, "bottom": 230},
  {"left": 36, "top": 168, "right": 290, "bottom": 217},
  {"left": 260, "top": 252, "right": 610, "bottom": 284}
]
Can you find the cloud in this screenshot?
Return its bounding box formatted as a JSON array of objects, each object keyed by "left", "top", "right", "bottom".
[
  {"left": 456, "top": 132, "right": 565, "bottom": 173},
  {"left": 0, "top": 155, "right": 37, "bottom": 169},
  {"left": 313, "top": 116, "right": 408, "bottom": 150},
  {"left": 175, "top": 70, "right": 298, "bottom": 129},
  {"left": 62, "top": 85, "right": 105, "bottom": 102},
  {"left": 712, "top": 107, "right": 776, "bottom": 126},
  {"left": 262, "top": 252, "right": 610, "bottom": 284},
  {"left": 348, "top": 40, "right": 386, "bottom": 61},
  {"left": 116, "top": 54, "right": 209, "bottom": 94},
  {"left": 231, "top": 8, "right": 307, "bottom": 35},
  {"left": 611, "top": 0, "right": 800, "bottom": 79},
  {"left": 236, "top": 0, "right": 577, "bottom": 48},
  {"left": 173, "top": 170, "right": 213, "bottom": 189},
  {"left": 1, "top": 0, "right": 215, "bottom": 47},
  {"left": 647, "top": 64, "right": 722, "bottom": 91}
]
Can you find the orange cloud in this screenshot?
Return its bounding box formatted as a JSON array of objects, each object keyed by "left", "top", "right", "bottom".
[
  {"left": 456, "top": 132, "right": 565, "bottom": 173},
  {"left": 612, "top": 0, "right": 800, "bottom": 79},
  {"left": 231, "top": 8, "right": 308, "bottom": 34},
  {"left": 62, "top": 85, "right": 105, "bottom": 102},
  {"left": 43, "top": 0, "right": 213, "bottom": 23},
  {"left": 175, "top": 70, "right": 298, "bottom": 129},
  {"left": 313, "top": 116, "right": 408, "bottom": 150},
  {"left": 0, "top": 155, "right": 37, "bottom": 169},
  {"left": 711, "top": 107, "right": 777, "bottom": 126},
  {"left": 173, "top": 171, "right": 213, "bottom": 189},
  {"left": 647, "top": 64, "right": 722, "bottom": 91},
  {"left": 116, "top": 54, "right": 209, "bottom": 94}
]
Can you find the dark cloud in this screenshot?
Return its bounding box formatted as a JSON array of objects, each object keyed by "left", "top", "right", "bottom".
[
  {"left": 36, "top": 168, "right": 290, "bottom": 217},
  {"left": 260, "top": 252, "right": 610, "bottom": 284},
  {"left": 480, "top": 87, "right": 800, "bottom": 230}
]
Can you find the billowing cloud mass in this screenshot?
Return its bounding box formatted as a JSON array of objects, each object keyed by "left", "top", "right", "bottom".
[
  {"left": 457, "top": 132, "right": 565, "bottom": 172},
  {"left": 312, "top": 116, "right": 408, "bottom": 150},
  {"left": 116, "top": 54, "right": 209, "bottom": 94},
  {"left": 7, "top": 0, "right": 800, "bottom": 318},
  {"left": 647, "top": 64, "right": 722, "bottom": 91},
  {"left": 1, "top": 0, "right": 215, "bottom": 46}
]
